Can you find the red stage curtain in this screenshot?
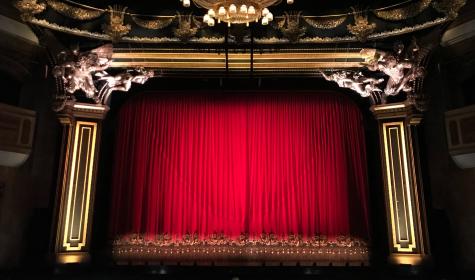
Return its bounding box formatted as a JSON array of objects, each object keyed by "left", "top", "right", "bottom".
[{"left": 110, "top": 92, "right": 370, "bottom": 241}]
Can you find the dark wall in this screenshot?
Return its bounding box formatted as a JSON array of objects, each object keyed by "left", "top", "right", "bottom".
[
  {"left": 421, "top": 43, "right": 475, "bottom": 273},
  {"left": 0, "top": 40, "right": 61, "bottom": 269}
]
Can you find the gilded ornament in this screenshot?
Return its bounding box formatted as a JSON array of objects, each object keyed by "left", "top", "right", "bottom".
[
  {"left": 373, "top": 0, "right": 432, "bottom": 21},
  {"left": 14, "top": 0, "right": 46, "bottom": 21},
  {"left": 347, "top": 9, "right": 376, "bottom": 42},
  {"left": 46, "top": 0, "right": 103, "bottom": 20},
  {"left": 303, "top": 15, "right": 347, "bottom": 29},
  {"left": 173, "top": 13, "right": 201, "bottom": 41},
  {"left": 132, "top": 15, "right": 175, "bottom": 30},
  {"left": 102, "top": 6, "right": 131, "bottom": 41},
  {"left": 432, "top": 0, "right": 466, "bottom": 20},
  {"left": 276, "top": 11, "right": 306, "bottom": 43}
]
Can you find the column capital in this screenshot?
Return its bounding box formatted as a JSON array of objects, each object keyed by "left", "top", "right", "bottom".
[
  {"left": 370, "top": 102, "right": 423, "bottom": 125},
  {"left": 57, "top": 101, "right": 109, "bottom": 123}
]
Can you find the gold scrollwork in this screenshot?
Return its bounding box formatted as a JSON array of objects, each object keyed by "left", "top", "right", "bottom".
[
  {"left": 46, "top": 0, "right": 104, "bottom": 21},
  {"left": 131, "top": 15, "right": 175, "bottom": 30},
  {"left": 14, "top": 0, "right": 46, "bottom": 22},
  {"left": 303, "top": 15, "right": 347, "bottom": 29},
  {"left": 373, "top": 0, "right": 433, "bottom": 21}
]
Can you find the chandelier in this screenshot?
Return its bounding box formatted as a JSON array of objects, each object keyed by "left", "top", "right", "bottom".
[{"left": 180, "top": 0, "right": 295, "bottom": 26}]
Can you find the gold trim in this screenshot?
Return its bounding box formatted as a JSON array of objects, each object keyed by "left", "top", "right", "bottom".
[
  {"left": 304, "top": 16, "right": 347, "bottom": 29},
  {"left": 110, "top": 61, "right": 363, "bottom": 69},
  {"left": 389, "top": 253, "right": 425, "bottom": 265},
  {"left": 373, "top": 0, "right": 432, "bottom": 21},
  {"left": 373, "top": 103, "right": 407, "bottom": 111},
  {"left": 56, "top": 252, "right": 90, "bottom": 264},
  {"left": 111, "top": 52, "right": 365, "bottom": 60},
  {"left": 62, "top": 121, "right": 97, "bottom": 251},
  {"left": 47, "top": 0, "right": 104, "bottom": 21},
  {"left": 73, "top": 104, "right": 107, "bottom": 111},
  {"left": 382, "top": 122, "right": 417, "bottom": 252}
]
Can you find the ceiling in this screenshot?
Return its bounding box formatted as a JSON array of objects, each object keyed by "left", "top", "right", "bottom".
[{"left": 72, "top": 0, "right": 410, "bottom": 16}]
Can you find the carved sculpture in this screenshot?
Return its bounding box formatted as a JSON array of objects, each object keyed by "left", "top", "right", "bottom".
[
  {"left": 53, "top": 44, "right": 113, "bottom": 100},
  {"left": 96, "top": 68, "right": 154, "bottom": 105},
  {"left": 321, "top": 42, "right": 426, "bottom": 105},
  {"left": 362, "top": 44, "right": 425, "bottom": 97},
  {"left": 320, "top": 71, "right": 385, "bottom": 104},
  {"left": 52, "top": 44, "right": 155, "bottom": 106}
]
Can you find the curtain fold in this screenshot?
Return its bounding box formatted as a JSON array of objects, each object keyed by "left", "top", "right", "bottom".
[{"left": 110, "top": 92, "right": 370, "bottom": 241}]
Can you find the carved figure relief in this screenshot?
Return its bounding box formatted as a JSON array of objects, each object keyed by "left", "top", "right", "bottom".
[{"left": 52, "top": 44, "right": 155, "bottom": 106}]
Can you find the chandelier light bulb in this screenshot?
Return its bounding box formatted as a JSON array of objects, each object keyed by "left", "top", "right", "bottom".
[
  {"left": 208, "top": 9, "right": 215, "bottom": 17},
  {"left": 240, "top": 4, "right": 247, "bottom": 14},
  {"left": 262, "top": 17, "right": 269, "bottom": 25},
  {"left": 266, "top": 12, "right": 273, "bottom": 21},
  {"left": 287, "top": 0, "right": 294, "bottom": 4},
  {"left": 229, "top": 4, "right": 237, "bottom": 14},
  {"left": 218, "top": 6, "right": 226, "bottom": 16},
  {"left": 208, "top": 18, "right": 215, "bottom": 26},
  {"left": 203, "top": 14, "right": 210, "bottom": 23},
  {"left": 262, "top": 8, "right": 269, "bottom": 16},
  {"left": 183, "top": 0, "right": 191, "bottom": 8},
  {"left": 248, "top": 6, "right": 256, "bottom": 15}
]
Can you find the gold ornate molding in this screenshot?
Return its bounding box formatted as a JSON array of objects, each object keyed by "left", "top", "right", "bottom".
[
  {"left": 27, "top": 15, "right": 448, "bottom": 44},
  {"left": 14, "top": 0, "right": 46, "bottom": 21},
  {"left": 373, "top": 0, "right": 433, "bottom": 21},
  {"left": 47, "top": 0, "right": 104, "bottom": 21},
  {"left": 131, "top": 15, "right": 175, "bottom": 30},
  {"left": 303, "top": 15, "right": 347, "bottom": 29}
]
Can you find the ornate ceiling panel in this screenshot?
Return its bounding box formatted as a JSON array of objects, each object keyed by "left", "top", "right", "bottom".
[{"left": 15, "top": 0, "right": 466, "bottom": 44}]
